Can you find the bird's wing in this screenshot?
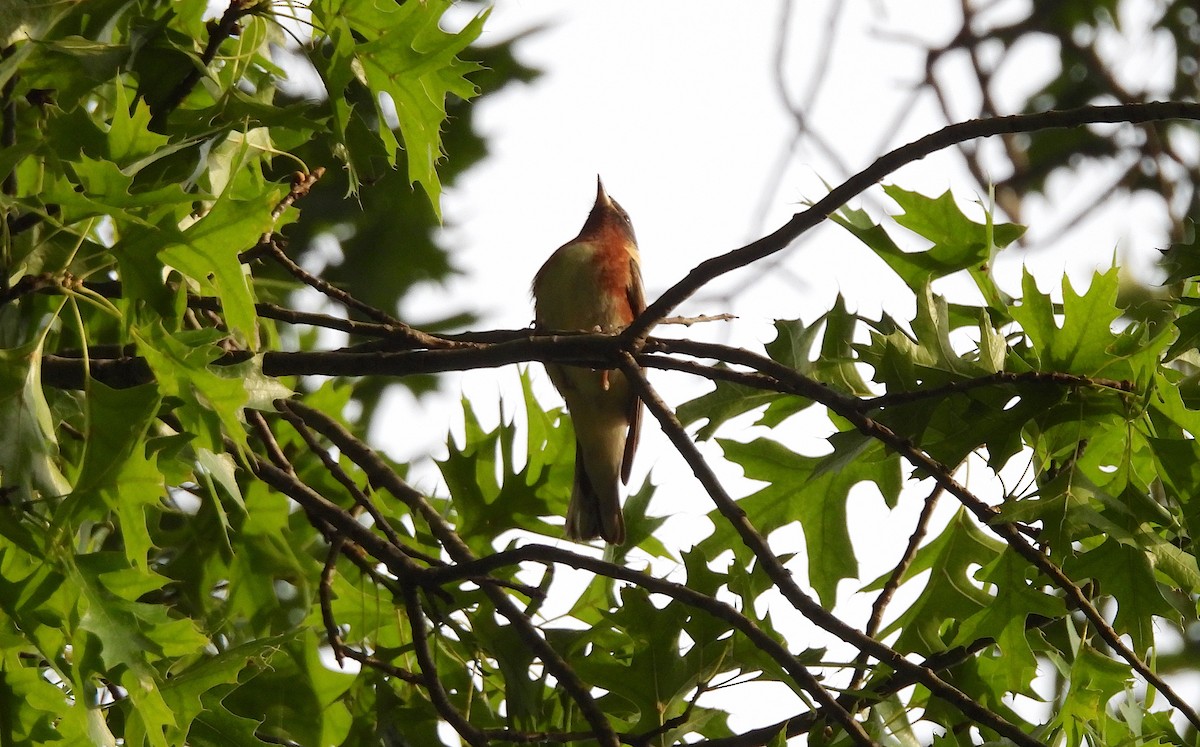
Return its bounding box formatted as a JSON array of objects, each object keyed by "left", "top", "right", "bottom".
[{"left": 621, "top": 254, "right": 646, "bottom": 484}]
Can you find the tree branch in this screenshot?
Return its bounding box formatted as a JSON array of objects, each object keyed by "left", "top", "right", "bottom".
[
  {"left": 850, "top": 484, "right": 943, "bottom": 693},
  {"left": 671, "top": 341, "right": 1200, "bottom": 730},
  {"left": 616, "top": 353, "right": 1040, "bottom": 746},
  {"left": 402, "top": 582, "right": 490, "bottom": 747},
  {"left": 282, "top": 400, "right": 622, "bottom": 747},
  {"left": 623, "top": 101, "right": 1200, "bottom": 341},
  {"left": 429, "top": 543, "right": 867, "bottom": 743},
  {"left": 864, "top": 370, "right": 1134, "bottom": 408}
]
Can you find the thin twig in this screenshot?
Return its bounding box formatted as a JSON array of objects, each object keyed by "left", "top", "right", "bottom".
[
  {"left": 338, "top": 647, "right": 423, "bottom": 685},
  {"left": 276, "top": 404, "right": 405, "bottom": 549},
  {"left": 429, "top": 543, "right": 861, "bottom": 737},
  {"left": 271, "top": 167, "right": 325, "bottom": 223},
  {"left": 261, "top": 238, "right": 459, "bottom": 349},
  {"left": 680, "top": 343, "right": 1200, "bottom": 729},
  {"left": 849, "top": 484, "right": 944, "bottom": 692},
  {"left": 629, "top": 680, "right": 712, "bottom": 747},
  {"left": 151, "top": 0, "right": 260, "bottom": 128},
  {"left": 246, "top": 452, "right": 428, "bottom": 586},
  {"left": 660, "top": 313, "right": 737, "bottom": 326},
  {"left": 320, "top": 539, "right": 347, "bottom": 666},
  {"left": 864, "top": 370, "right": 1134, "bottom": 409}
]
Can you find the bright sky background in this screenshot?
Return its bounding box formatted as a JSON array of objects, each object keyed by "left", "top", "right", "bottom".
[{"left": 371, "top": 0, "right": 1189, "bottom": 737}]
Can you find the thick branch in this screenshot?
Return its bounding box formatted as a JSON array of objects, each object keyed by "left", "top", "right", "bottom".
[{"left": 865, "top": 370, "right": 1133, "bottom": 408}]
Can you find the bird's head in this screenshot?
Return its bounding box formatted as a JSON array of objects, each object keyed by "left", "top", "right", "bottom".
[{"left": 581, "top": 175, "right": 637, "bottom": 246}]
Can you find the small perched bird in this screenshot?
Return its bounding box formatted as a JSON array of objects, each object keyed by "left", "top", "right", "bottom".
[{"left": 532, "top": 178, "right": 644, "bottom": 545}]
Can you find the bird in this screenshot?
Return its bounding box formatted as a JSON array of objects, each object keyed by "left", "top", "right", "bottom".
[{"left": 532, "top": 177, "right": 644, "bottom": 545}]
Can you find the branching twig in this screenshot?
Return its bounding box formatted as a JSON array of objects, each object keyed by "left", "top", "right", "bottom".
[
  {"left": 276, "top": 404, "right": 405, "bottom": 549},
  {"left": 686, "top": 345, "right": 1200, "bottom": 729},
  {"left": 283, "top": 400, "right": 622, "bottom": 747},
  {"left": 616, "top": 353, "right": 1036, "bottom": 747},
  {"left": 260, "top": 237, "right": 461, "bottom": 349},
  {"left": 338, "top": 647, "right": 423, "bottom": 685},
  {"left": 277, "top": 399, "right": 541, "bottom": 597},
  {"left": 660, "top": 313, "right": 737, "bottom": 326},
  {"left": 45, "top": 96, "right": 1198, "bottom": 741},
  {"left": 690, "top": 613, "right": 1062, "bottom": 747},
  {"left": 429, "top": 543, "right": 859, "bottom": 736},
  {"left": 246, "top": 452, "right": 428, "bottom": 586},
  {"left": 271, "top": 167, "right": 325, "bottom": 224}
]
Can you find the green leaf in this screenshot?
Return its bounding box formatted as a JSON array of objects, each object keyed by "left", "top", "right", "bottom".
[
  {"left": 71, "top": 379, "right": 161, "bottom": 502},
  {"left": 700, "top": 435, "right": 901, "bottom": 606},
  {"left": 162, "top": 184, "right": 284, "bottom": 348},
  {"left": 107, "top": 79, "right": 172, "bottom": 168},
  {"left": 1054, "top": 643, "right": 1133, "bottom": 746},
  {"left": 833, "top": 186, "right": 1023, "bottom": 292},
  {"left": 677, "top": 376, "right": 782, "bottom": 441},
  {"left": 679, "top": 310, "right": 872, "bottom": 440},
  {"left": 70, "top": 552, "right": 210, "bottom": 747},
  {"left": 567, "top": 586, "right": 735, "bottom": 737},
  {"left": 765, "top": 303, "right": 873, "bottom": 396},
  {"left": 1158, "top": 219, "right": 1200, "bottom": 284},
  {"left": 1164, "top": 304, "right": 1200, "bottom": 361},
  {"left": 21, "top": 35, "right": 129, "bottom": 103},
  {"left": 0, "top": 338, "right": 72, "bottom": 504},
  {"left": 438, "top": 394, "right": 564, "bottom": 551},
  {"left": 217, "top": 630, "right": 355, "bottom": 747},
  {"left": 520, "top": 367, "right": 573, "bottom": 494},
  {"left": 474, "top": 608, "right": 543, "bottom": 731},
  {"left": 1010, "top": 267, "right": 1123, "bottom": 375},
  {"left": 134, "top": 325, "right": 249, "bottom": 453},
  {"left": 811, "top": 296, "right": 873, "bottom": 394},
  {"left": 952, "top": 551, "right": 1066, "bottom": 693},
  {"left": 1064, "top": 538, "right": 1175, "bottom": 652},
  {"left": 858, "top": 283, "right": 993, "bottom": 391},
  {"left": 869, "top": 510, "right": 1005, "bottom": 654},
  {"left": 46, "top": 156, "right": 193, "bottom": 225},
  {"left": 615, "top": 479, "right": 669, "bottom": 558},
  {"left": 161, "top": 636, "right": 287, "bottom": 746},
  {"left": 186, "top": 702, "right": 271, "bottom": 747},
  {"left": 311, "top": 0, "right": 486, "bottom": 213},
  {"left": 0, "top": 664, "right": 73, "bottom": 744}
]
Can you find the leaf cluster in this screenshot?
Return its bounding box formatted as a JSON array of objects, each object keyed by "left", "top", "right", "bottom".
[{"left": 0, "top": 1, "right": 527, "bottom": 744}]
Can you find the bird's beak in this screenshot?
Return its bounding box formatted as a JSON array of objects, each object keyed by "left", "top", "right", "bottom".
[{"left": 594, "top": 175, "right": 611, "bottom": 208}]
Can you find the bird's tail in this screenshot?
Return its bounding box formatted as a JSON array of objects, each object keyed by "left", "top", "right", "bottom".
[{"left": 565, "top": 444, "right": 625, "bottom": 545}]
